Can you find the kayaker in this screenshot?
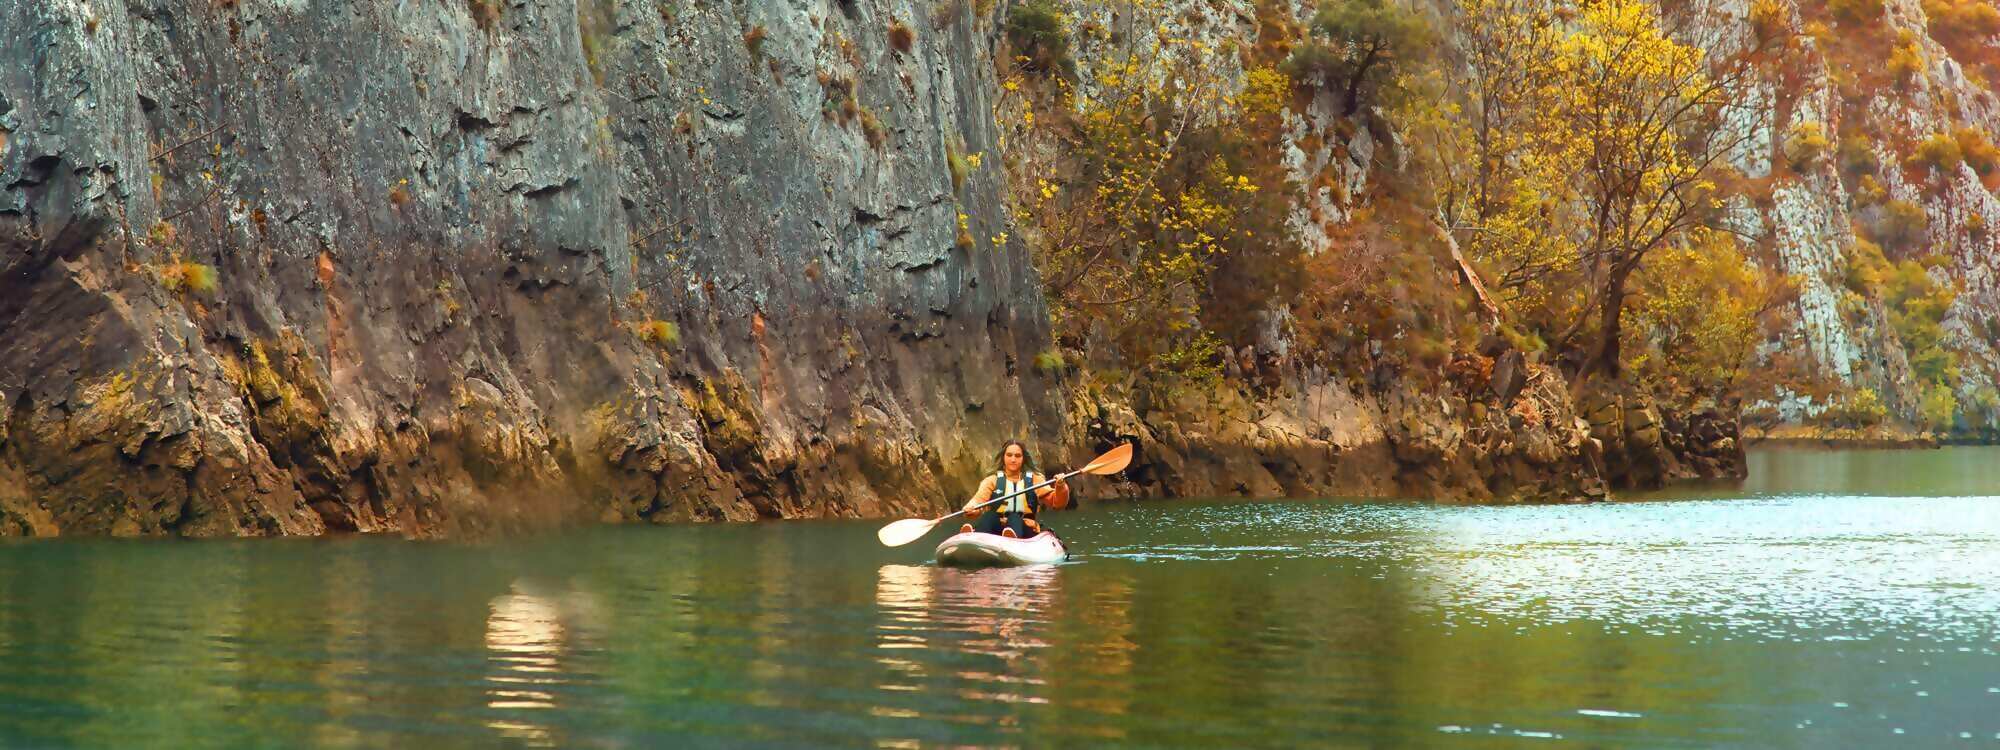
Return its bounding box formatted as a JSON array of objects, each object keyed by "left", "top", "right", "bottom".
[{"left": 960, "top": 441, "right": 1069, "bottom": 538}]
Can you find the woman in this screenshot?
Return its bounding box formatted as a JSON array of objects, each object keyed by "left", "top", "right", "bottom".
[{"left": 960, "top": 440, "right": 1069, "bottom": 538}]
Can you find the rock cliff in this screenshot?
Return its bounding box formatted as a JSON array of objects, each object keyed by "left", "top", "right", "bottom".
[{"left": 1, "top": 0, "right": 1060, "bottom": 535}]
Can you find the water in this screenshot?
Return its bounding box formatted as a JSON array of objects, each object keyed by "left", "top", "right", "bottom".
[{"left": 2, "top": 448, "right": 1997, "bottom": 748}]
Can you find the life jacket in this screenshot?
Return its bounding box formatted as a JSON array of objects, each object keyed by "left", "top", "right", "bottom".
[{"left": 990, "top": 470, "right": 1038, "bottom": 515}]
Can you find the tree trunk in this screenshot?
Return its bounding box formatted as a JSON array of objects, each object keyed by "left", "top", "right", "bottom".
[
  {"left": 1569, "top": 262, "right": 1634, "bottom": 398},
  {"left": 1344, "top": 42, "right": 1384, "bottom": 116}
]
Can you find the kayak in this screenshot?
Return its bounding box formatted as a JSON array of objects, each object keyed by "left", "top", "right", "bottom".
[{"left": 934, "top": 530, "right": 1068, "bottom": 568}]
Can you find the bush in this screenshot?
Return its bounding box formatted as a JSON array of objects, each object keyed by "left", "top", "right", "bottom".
[
  {"left": 1821, "top": 388, "right": 1889, "bottom": 428},
  {"left": 1912, "top": 132, "right": 1965, "bottom": 173},
  {"left": 634, "top": 319, "right": 679, "bottom": 347},
  {"left": 1032, "top": 349, "right": 1067, "bottom": 374},
  {"left": 468, "top": 0, "right": 501, "bottom": 30},
  {"left": 888, "top": 20, "right": 914, "bottom": 53},
  {"left": 743, "top": 25, "right": 767, "bottom": 57},
  {"left": 1005, "top": 1, "right": 1071, "bottom": 75},
  {"left": 1838, "top": 135, "right": 1879, "bottom": 176},
  {"left": 1954, "top": 127, "right": 2000, "bottom": 176},
  {"left": 1749, "top": 0, "right": 1790, "bottom": 41},
  {"left": 1830, "top": 0, "right": 1885, "bottom": 23},
  {"left": 1782, "top": 122, "right": 1832, "bottom": 170},
  {"left": 859, "top": 109, "right": 887, "bottom": 149},
  {"left": 1887, "top": 33, "right": 1924, "bottom": 81},
  {"left": 946, "top": 143, "right": 970, "bottom": 191},
  {"left": 160, "top": 260, "right": 218, "bottom": 296},
  {"left": 1876, "top": 199, "right": 1931, "bottom": 249}
]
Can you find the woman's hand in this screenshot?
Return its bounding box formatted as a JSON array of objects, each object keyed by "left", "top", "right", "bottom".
[{"left": 962, "top": 498, "right": 985, "bottom": 516}]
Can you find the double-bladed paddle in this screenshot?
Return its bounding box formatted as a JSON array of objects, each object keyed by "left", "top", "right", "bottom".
[{"left": 875, "top": 442, "right": 1134, "bottom": 547}]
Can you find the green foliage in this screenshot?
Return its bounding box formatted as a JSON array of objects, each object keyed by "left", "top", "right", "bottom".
[
  {"left": 1032, "top": 349, "right": 1067, "bottom": 374},
  {"left": 946, "top": 143, "right": 970, "bottom": 192},
  {"left": 1782, "top": 122, "right": 1832, "bottom": 170},
  {"left": 1819, "top": 387, "right": 1888, "bottom": 428},
  {"left": 1845, "top": 237, "right": 1960, "bottom": 407},
  {"left": 1282, "top": 0, "right": 1432, "bottom": 114},
  {"left": 1920, "top": 384, "right": 1958, "bottom": 431},
  {"left": 1005, "top": 1, "right": 1072, "bottom": 75},
  {"left": 578, "top": 0, "right": 617, "bottom": 86}
]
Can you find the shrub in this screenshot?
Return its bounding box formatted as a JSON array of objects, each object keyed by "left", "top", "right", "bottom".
[
  {"left": 955, "top": 210, "right": 974, "bottom": 249},
  {"left": 888, "top": 20, "right": 914, "bottom": 53},
  {"left": 160, "top": 260, "right": 219, "bottom": 296},
  {"left": 635, "top": 319, "right": 679, "bottom": 347},
  {"left": 743, "top": 25, "right": 767, "bottom": 57},
  {"left": 946, "top": 144, "right": 969, "bottom": 191},
  {"left": 1005, "top": 1, "right": 1071, "bottom": 75},
  {"left": 1838, "top": 135, "right": 1879, "bottom": 176},
  {"left": 1782, "top": 122, "right": 1832, "bottom": 170},
  {"left": 1749, "top": 0, "right": 1790, "bottom": 41},
  {"left": 147, "top": 221, "right": 178, "bottom": 247},
  {"left": 1912, "top": 132, "right": 1964, "bottom": 173},
  {"left": 1954, "top": 127, "right": 2000, "bottom": 176},
  {"left": 1887, "top": 33, "right": 1924, "bottom": 81},
  {"left": 1820, "top": 388, "right": 1888, "bottom": 427},
  {"left": 1877, "top": 199, "right": 1930, "bottom": 249},
  {"left": 1830, "top": 0, "right": 1884, "bottom": 23},
  {"left": 859, "top": 109, "right": 887, "bottom": 149},
  {"left": 1032, "top": 349, "right": 1067, "bottom": 374},
  {"left": 1922, "top": 385, "right": 1960, "bottom": 431},
  {"left": 468, "top": 0, "right": 501, "bottom": 30}
]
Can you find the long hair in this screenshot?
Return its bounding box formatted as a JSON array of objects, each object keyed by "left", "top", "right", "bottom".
[{"left": 994, "top": 440, "right": 1035, "bottom": 474}]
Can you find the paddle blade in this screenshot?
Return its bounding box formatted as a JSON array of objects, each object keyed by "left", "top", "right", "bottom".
[
  {"left": 877, "top": 517, "right": 939, "bottom": 547},
  {"left": 1082, "top": 442, "right": 1134, "bottom": 475}
]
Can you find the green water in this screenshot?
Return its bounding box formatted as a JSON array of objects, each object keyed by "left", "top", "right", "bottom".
[{"left": 2, "top": 448, "right": 1997, "bottom": 748}]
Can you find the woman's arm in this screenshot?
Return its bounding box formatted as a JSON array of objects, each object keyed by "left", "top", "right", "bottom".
[
  {"left": 1036, "top": 477, "right": 1070, "bottom": 510},
  {"left": 963, "top": 475, "right": 997, "bottom": 514}
]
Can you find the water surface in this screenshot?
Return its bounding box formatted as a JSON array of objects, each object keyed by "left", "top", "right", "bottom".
[{"left": 2, "top": 448, "right": 1997, "bottom": 747}]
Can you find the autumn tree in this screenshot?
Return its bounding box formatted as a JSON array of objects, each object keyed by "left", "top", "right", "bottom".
[
  {"left": 1406, "top": 0, "right": 1768, "bottom": 396},
  {"left": 1002, "top": 13, "right": 1300, "bottom": 390}
]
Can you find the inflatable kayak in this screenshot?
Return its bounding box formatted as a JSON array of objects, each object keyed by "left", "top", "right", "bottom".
[{"left": 934, "top": 530, "right": 1068, "bottom": 568}]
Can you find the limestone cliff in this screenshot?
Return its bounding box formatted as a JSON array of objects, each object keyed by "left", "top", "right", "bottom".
[{"left": 0, "top": 0, "right": 1060, "bottom": 535}]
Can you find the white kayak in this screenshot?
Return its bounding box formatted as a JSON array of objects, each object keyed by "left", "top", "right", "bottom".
[{"left": 934, "top": 530, "right": 1068, "bottom": 568}]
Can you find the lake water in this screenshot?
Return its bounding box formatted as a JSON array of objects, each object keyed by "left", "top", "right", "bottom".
[{"left": 1, "top": 447, "right": 1997, "bottom": 747}]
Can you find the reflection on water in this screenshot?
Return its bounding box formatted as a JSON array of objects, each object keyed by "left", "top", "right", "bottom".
[
  {"left": 0, "top": 448, "right": 1997, "bottom": 747},
  {"left": 483, "top": 587, "right": 564, "bottom": 745}
]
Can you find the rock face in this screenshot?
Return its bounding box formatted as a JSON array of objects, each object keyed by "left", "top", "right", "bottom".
[
  {"left": 0, "top": 0, "right": 1761, "bottom": 538},
  {"left": 1685, "top": 0, "right": 2000, "bottom": 428},
  {"left": 0, "top": 0, "right": 1061, "bottom": 536}
]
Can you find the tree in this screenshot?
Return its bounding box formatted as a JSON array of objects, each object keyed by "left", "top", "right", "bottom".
[{"left": 1284, "top": 0, "right": 1433, "bottom": 115}]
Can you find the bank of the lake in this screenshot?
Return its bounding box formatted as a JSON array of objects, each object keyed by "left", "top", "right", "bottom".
[{"left": 0, "top": 447, "right": 1995, "bottom": 748}]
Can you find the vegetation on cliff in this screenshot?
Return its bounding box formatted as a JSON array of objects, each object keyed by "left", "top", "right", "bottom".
[{"left": 997, "top": 0, "right": 2000, "bottom": 440}]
